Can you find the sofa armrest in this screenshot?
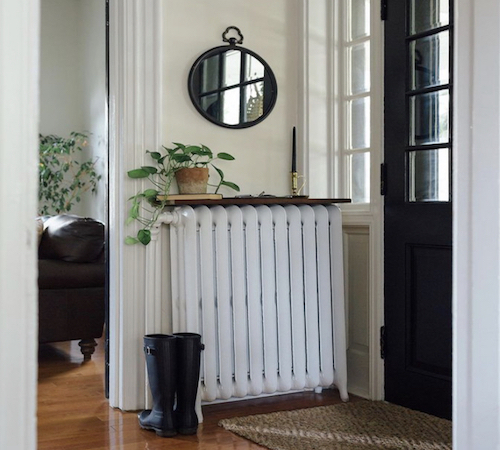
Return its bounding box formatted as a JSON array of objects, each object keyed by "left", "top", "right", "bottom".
[{"left": 39, "top": 215, "right": 104, "bottom": 263}]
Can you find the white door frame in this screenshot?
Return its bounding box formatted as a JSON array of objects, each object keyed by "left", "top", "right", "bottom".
[
  {"left": 453, "top": 0, "right": 500, "bottom": 447},
  {"left": 107, "top": 0, "right": 164, "bottom": 410},
  {"left": 0, "top": 0, "right": 40, "bottom": 448}
]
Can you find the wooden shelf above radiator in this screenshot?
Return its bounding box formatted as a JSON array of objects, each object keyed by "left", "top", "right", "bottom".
[{"left": 163, "top": 196, "right": 351, "bottom": 206}]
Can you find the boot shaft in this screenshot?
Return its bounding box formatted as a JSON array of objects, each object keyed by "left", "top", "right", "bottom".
[
  {"left": 173, "top": 332, "right": 203, "bottom": 375},
  {"left": 173, "top": 332, "right": 204, "bottom": 434},
  {"left": 143, "top": 334, "right": 177, "bottom": 411},
  {"left": 140, "top": 334, "right": 177, "bottom": 436}
]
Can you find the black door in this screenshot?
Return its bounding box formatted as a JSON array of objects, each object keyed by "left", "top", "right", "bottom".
[{"left": 384, "top": 0, "right": 453, "bottom": 419}]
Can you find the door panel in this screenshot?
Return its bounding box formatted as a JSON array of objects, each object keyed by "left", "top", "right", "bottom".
[
  {"left": 406, "top": 244, "right": 452, "bottom": 377},
  {"left": 384, "top": 0, "right": 453, "bottom": 419}
]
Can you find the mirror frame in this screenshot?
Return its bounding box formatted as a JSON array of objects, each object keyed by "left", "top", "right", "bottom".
[{"left": 187, "top": 44, "right": 278, "bottom": 129}]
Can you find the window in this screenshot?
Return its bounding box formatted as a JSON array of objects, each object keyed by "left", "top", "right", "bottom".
[{"left": 342, "top": 0, "right": 373, "bottom": 204}]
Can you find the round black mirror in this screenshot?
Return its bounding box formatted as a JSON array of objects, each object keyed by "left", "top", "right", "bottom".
[{"left": 188, "top": 28, "right": 278, "bottom": 129}]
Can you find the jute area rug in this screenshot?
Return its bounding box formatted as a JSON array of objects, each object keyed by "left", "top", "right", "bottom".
[{"left": 219, "top": 400, "right": 451, "bottom": 450}]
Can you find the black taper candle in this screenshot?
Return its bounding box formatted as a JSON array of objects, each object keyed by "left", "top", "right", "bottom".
[{"left": 292, "top": 126, "right": 297, "bottom": 172}]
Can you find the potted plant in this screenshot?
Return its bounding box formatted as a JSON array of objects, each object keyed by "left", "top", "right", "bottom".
[
  {"left": 38, "top": 131, "right": 101, "bottom": 215},
  {"left": 126, "top": 142, "right": 240, "bottom": 245}
]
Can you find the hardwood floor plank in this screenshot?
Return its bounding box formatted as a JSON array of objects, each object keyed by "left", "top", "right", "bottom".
[{"left": 38, "top": 338, "right": 348, "bottom": 449}]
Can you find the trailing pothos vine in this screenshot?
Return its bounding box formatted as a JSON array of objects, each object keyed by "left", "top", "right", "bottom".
[{"left": 126, "top": 142, "right": 240, "bottom": 245}]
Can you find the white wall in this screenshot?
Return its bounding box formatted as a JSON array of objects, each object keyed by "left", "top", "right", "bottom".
[
  {"left": 39, "top": 0, "right": 83, "bottom": 135},
  {"left": 39, "top": 0, "right": 106, "bottom": 221},
  {"left": 163, "top": 0, "right": 299, "bottom": 197},
  {"left": 79, "top": 0, "right": 107, "bottom": 220}
]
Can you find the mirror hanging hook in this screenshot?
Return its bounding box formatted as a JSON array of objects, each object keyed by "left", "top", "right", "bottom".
[{"left": 222, "top": 26, "right": 244, "bottom": 45}]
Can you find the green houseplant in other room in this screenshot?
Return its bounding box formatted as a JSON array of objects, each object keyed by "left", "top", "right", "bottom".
[
  {"left": 126, "top": 142, "right": 240, "bottom": 245},
  {"left": 38, "top": 131, "right": 101, "bottom": 215}
]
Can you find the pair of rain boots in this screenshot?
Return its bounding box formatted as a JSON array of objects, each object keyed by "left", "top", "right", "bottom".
[{"left": 138, "top": 333, "right": 204, "bottom": 437}]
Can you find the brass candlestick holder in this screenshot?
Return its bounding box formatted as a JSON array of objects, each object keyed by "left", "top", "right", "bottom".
[
  {"left": 291, "top": 171, "right": 306, "bottom": 196},
  {"left": 291, "top": 171, "right": 299, "bottom": 196}
]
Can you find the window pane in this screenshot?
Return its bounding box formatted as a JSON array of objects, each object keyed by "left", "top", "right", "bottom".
[
  {"left": 410, "top": 0, "right": 449, "bottom": 35},
  {"left": 349, "top": 41, "right": 370, "bottom": 95},
  {"left": 409, "top": 148, "right": 450, "bottom": 202},
  {"left": 349, "top": 152, "right": 371, "bottom": 203},
  {"left": 200, "top": 55, "right": 219, "bottom": 93},
  {"left": 410, "top": 90, "right": 449, "bottom": 146},
  {"left": 244, "top": 54, "right": 264, "bottom": 82},
  {"left": 200, "top": 93, "right": 219, "bottom": 119},
  {"left": 349, "top": 97, "right": 370, "bottom": 149},
  {"left": 410, "top": 31, "right": 449, "bottom": 90},
  {"left": 350, "top": 0, "right": 369, "bottom": 40},
  {"left": 220, "top": 88, "right": 240, "bottom": 125},
  {"left": 244, "top": 82, "right": 264, "bottom": 122},
  {"left": 222, "top": 50, "right": 241, "bottom": 88}
]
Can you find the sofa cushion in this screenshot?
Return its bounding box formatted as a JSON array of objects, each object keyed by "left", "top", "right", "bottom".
[
  {"left": 39, "top": 215, "right": 104, "bottom": 263},
  {"left": 38, "top": 259, "right": 105, "bottom": 289}
]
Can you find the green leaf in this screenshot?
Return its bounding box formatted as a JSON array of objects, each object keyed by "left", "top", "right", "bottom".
[
  {"left": 214, "top": 166, "right": 224, "bottom": 178},
  {"left": 141, "top": 166, "right": 158, "bottom": 174},
  {"left": 147, "top": 151, "right": 162, "bottom": 160},
  {"left": 127, "top": 168, "right": 150, "bottom": 178},
  {"left": 137, "top": 229, "right": 151, "bottom": 245},
  {"left": 201, "top": 144, "right": 213, "bottom": 154},
  {"left": 171, "top": 154, "right": 192, "bottom": 163},
  {"left": 197, "top": 146, "right": 213, "bottom": 157},
  {"left": 185, "top": 145, "right": 203, "bottom": 154},
  {"left": 217, "top": 152, "right": 235, "bottom": 160},
  {"left": 146, "top": 196, "right": 162, "bottom": 207},
  {"left": 125, "top": 236, "right": 139, "bottom": 245},
  {"left": 221, "top": 181, "right": 240, "bottom": 191},
  {"left": 129, "top": 203, "right": 140, "bottom": 219},
  {"left": 142, "top": 189, "right": 159, "bottom": 197},
  {"left": 171, "top": 142, "right": 186, "bottom": 150}
]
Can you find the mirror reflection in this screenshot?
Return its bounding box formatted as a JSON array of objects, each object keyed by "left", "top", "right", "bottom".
[{"left": 188, "top": 46, "right": 277, "bottom": 128}]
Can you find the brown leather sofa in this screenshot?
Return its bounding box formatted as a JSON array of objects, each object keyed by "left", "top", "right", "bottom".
[{"left": 38, "top": 215, "right": 105, "bottom": 361}]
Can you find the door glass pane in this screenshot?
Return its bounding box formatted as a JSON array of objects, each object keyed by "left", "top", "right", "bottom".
[
  {"left": 349, "top": 97, "right": 370, "bottom": 149},
  {"left": 410, "top": 90, "right": 449, "bottom": 146},
  {"left": 410, "top": 0, "right": 449, "bottom": 35},
  {"left": 409, "top": 148, "right": 450, "bottom": 202},
  {"left": 350, "top": 0, "right": 369, "bottom": 40},
  {"left": 410, "top": 31, "right": 449, "bottom": 90},
  {"left": 349, "top": 152, "right": 370, "bottom": 203},
  {"left": 349, "top": 41, "right": 370, "bottom": 95}
]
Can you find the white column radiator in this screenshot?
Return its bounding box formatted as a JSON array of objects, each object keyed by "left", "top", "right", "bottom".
[{"left": 168, "top": 203, "right": 348, "bottom": 403}]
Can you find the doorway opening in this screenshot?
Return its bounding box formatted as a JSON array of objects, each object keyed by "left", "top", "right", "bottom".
[{"left": 38, "top": 0, "right": 109, "bottom": 391}]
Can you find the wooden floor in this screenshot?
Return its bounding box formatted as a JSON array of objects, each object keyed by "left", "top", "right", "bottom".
[{"left": 38, "top": 338, "right": 347, "bottom": 449}]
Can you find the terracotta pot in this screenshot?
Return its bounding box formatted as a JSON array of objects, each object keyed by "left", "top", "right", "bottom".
[{"left": 175, "top": 167, "right": 209, "bottom": 194}]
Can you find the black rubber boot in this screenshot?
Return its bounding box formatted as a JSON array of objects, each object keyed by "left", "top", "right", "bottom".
[
  {"left": 138, "top": 334, "right": 177, "bottom": 437},
  {"left": 173, "top": 332, "right": 204, "bottom": 435}
]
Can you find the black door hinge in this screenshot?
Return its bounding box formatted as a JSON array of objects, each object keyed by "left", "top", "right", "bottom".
[
  {"left": 380, "top": 326, "right": 386, "bottom": 359},
  {"left": 381, "top": 0, "right": 388, "bottom": 20},
  {"left": 380, "top": 163, "right": 387, "bottom": 195}
]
